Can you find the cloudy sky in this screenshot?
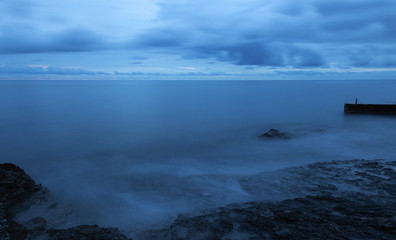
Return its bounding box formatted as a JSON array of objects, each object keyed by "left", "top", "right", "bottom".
[{"left": 1, "top": 0, "right": 396, "bottom": 80}]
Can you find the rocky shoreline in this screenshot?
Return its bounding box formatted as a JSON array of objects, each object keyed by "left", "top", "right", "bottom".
[
  {"left": 0, "top": 163, "right": 131, "bottom": 240},
  {"left": 1, "top": 159, "right": 396, "bottom": 240},
  {"left": 143, "top": 159, "right": 396, "bottom": 239}
]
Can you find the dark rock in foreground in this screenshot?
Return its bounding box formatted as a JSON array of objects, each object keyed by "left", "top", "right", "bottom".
[
  {"left": 48, "top": 225, "right": 130, "bottom": 240},
  {"left": 2, "top": 160, "right": 396, "bottom": 240},
  {"left": 142, "top": 159, "right": 396, "bottom": 240},
  {"left": 145, "top": 193, "right": 396, "bottom": 240},
  {"left": 1, "top": 163, "right": 42, "bottom": 240},
  {"left": 0, "top": 163, "right": 41, "bottom": 207},
  {"left": 0, "top": 163, "right": 131, "bottom": 240},
  {"left": 259, "top": 129, "right": 291, "bottom": 140}
]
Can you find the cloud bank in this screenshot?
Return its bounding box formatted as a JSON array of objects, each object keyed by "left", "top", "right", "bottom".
[{"left": 1, "top": 0, "right": 396, "bottom": 79}]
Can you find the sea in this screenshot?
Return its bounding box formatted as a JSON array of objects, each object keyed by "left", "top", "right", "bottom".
[{"left": 1, "top": 80, "right": 396, "bottom": 233}]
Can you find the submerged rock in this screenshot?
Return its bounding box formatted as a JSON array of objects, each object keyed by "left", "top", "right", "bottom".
[{"left": 259, "top": 129, "right": 291, "bottom": 140}]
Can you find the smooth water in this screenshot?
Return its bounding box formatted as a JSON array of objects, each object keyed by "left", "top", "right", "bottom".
[{"left": 1, "top": 80, "right": 396, "bottom": 232}]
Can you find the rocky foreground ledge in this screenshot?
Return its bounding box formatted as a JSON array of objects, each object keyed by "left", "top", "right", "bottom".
[
  {"left": 1, "top": 160, "right": 396, "bottom": 240},
  {"left": 141, "top": 159, "right": 396, "bottom": 240},
  {"left": 0, "top": 163, "right": 131, "bottom": 240}
]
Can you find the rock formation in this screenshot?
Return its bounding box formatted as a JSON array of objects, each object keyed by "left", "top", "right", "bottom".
[
  {"left": 2, "top": 159, "right": 396, "bottom": 240},
  {"left": 0, "top": 163, "right": 131, "bottom": 240},
  {"left": 142, "top": 159, "right": 396, "bottom": 240},
  {"left": 259, "top": 129, "right": 291, "bottom": 139}
]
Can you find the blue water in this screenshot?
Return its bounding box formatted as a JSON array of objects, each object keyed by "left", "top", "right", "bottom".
[{"left": 1, "top": 80, "right": 396, "bottom": 232}]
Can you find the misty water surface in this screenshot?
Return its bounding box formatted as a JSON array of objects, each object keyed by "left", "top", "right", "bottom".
[{"left": 1, "top": 80, "right": 396, "bottom": 232}]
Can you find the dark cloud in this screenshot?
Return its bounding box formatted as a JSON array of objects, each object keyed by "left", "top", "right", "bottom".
[
  {"left": 129, "top": 56, "right": 147, "bottom": 60},
  {"left": 219, "top": 43, "right": 284, "bottom": 66},
  {"left": 350, "top": 56, "right": 396, "bottom": 68},
  {"left": 346, "top": 46, "right": 396, "bottom": 67},
  {"left": 316, "top": 1, "right": 395, "bottom": 16},
  {"left": 184, "top": 43, "right": 325, "bottom": 67},
  {"left": 136, "top": 29, "right": 188, "bottom": 47},
  {"left": 126, "top": 0, "right": 396, "bottom": 69},
  {"left": 51, "top": 28, "right": 106, "bottom": 52},
  {"left": 286, "top": 47, "right": 325, "bottom": 67},
  {"left": 0, "top": 28, "right": 107, "bottom": 53},
  {"left": 2, "top": 0, "right": 36, "bottom": 18},
  {"left": 128, "top": 3, "right": 329, "bottom": 68},
  {"left": 316, "top": 1, "right": 396, "bottom": 42},
  {"left": 349, "top": 55, "right": 374, "bottom": 67},
  {"left": 2, "top": 0, "right": 396, "bottom": 71},
  {"left": 0, "top": 35, "right": 43, "bottom": 54}
]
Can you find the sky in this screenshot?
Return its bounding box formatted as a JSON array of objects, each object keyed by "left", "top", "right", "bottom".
[{"left": 1, "top": 0, "right": 396, "bottom": 80}]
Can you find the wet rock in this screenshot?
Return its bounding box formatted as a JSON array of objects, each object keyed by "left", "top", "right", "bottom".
[
  {"left": 48, "top": 225, "right": 130, "bottom": 240},
  {"left": 259, "top": 129, "right": 291, "bottom": 140},
  {"left": 146, "top": 193, "right": 396, "bottom": 240},
  {"left": 3, "top": 160, "right": 396, "bottom": 240},
  {"left": 144, "top": 159, "right": 396, "bottom": 240},
  {"left": 1, "top": 163, "right": 132, "bottom": 240},
  {"left": 1, "top": 163, "right": 42, "bottom": 240},
  {"left": 0, "top": 163, "right": 41, "bottom": 208},
  {"left": 21, "top": 217, "right": 47, "bottom": 240},
  {"left": 24, "top": 217, "right": 47, "bottom": 233}
]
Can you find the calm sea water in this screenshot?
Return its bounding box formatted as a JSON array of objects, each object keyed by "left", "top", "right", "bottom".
[{"left": 1, "top": 80, "right": 396, "bottom": 232}]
